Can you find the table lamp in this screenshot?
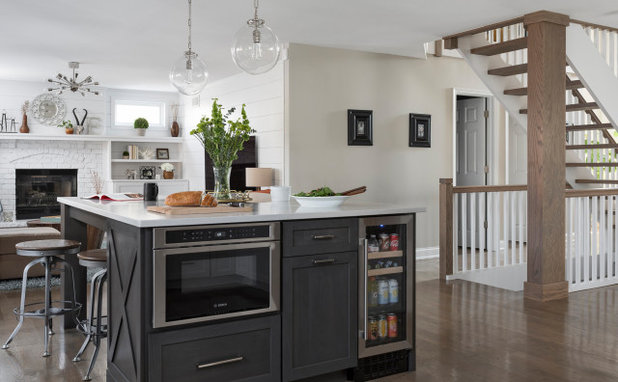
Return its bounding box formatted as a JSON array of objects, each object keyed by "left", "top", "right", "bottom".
[{"left": 246, "top": 168, "right": 273, "bottom": 191}]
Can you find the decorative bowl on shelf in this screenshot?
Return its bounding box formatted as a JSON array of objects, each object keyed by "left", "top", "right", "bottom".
[{"left": 291, "top": 195, "right": 349, "bottom": 208}]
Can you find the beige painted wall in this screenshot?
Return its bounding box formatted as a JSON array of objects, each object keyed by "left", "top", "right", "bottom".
[{"left": 286, "top": 44, "right": 503, "bottom": 249}]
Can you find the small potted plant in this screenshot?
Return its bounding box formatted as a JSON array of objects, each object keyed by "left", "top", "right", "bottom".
[
  {"left": 134, "top": 117, "right": 149, "bottom": 136},
  {"left": 160, "top": 163, "right": 175, "bottom": 179},
  {"left": 122, "top": 151, "right": 130, "bottom": 159},
  {"left": 59, "top": 120, "right": 74, "bottom": 134}
]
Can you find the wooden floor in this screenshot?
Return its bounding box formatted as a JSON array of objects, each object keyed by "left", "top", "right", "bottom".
[{"left": 1, "top": 259, "right": 617, "bottom": 381}]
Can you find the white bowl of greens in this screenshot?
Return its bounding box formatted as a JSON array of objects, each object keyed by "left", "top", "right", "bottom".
[{"left": 292, "top": 187, "right": 349, "bottom": 208}]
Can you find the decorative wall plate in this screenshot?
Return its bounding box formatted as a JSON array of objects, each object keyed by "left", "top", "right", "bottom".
[{"left": 30, "top": 93, "right": 66, "bottom": 126}]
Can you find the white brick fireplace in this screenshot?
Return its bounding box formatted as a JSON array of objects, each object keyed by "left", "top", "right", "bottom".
[{"left": 0, "top": 139, "right": 105, "bottom": 222}]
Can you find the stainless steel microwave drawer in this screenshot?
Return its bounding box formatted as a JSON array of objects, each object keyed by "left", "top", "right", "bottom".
[
  {"left": 148, "top": 315, "right": 281, "bottom": 382},
  {"left": 282, "top": 218, "right": 359, "bottom": 257}
]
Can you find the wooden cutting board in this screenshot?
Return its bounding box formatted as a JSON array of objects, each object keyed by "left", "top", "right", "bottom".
[{"left": 147, "top": 205, "right": 253, "bottom": 215}]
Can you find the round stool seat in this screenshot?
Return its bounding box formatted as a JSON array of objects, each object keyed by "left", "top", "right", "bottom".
[
  {"left": 78, "top": 249, "right": 107, "bottom": 269},
  {"left": 15, "top": 239, "right": 82, "bottom": 257}
]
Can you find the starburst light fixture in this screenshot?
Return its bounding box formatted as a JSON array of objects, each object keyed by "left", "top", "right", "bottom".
[{"left": 47, "top": 62, "right": 100, "bottom": 96}]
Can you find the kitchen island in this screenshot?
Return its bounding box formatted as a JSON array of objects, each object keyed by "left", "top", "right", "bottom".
[{"left": 58, "top": 197, "right": 424, "bottom": 382}]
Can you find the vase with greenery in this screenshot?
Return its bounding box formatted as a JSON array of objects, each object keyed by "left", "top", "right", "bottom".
[
  {"left": 190, "top": 98, "right": 254, "bottom": 200},
  {"left": 59, "top": 120, "right": 74, "bottom": 134},
  {"left": 134, "top": 117, "right": 149, "bottom": 136}
]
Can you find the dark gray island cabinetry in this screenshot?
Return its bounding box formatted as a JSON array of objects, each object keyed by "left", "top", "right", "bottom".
[
  {"left": 57, "top": 197, "right": 422, "bottom": 382},
  {"left": 282, "top": 219, "right": 358, "bottom": 381}
]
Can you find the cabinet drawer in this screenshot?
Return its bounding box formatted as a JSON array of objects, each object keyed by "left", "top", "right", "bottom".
[
  {"left": 149, "top": 315, "right": 280, "bottom": 382},
  {"left": 282, "top": 218, "right": 358, "bottom": 257}
]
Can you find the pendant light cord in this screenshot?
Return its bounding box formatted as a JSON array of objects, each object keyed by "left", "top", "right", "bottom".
[
  {"left": 187, "top": 0, "right": 192, "bottom": 53},
  {"left": 253, "top": 0, "right": 259, "bottom": 20}
]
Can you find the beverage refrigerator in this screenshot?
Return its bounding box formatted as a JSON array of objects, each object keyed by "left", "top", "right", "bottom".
[{"left": 353, "top": 215, "right": 415, "bottom": 380}]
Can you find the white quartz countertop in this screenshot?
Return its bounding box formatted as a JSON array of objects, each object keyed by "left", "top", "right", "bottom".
[{"left": 58, "top": 197, "right": 425, "bottom": 228}]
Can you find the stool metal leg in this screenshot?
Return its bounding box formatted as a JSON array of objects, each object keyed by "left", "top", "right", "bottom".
[
  {"left": 2, "top": 257, "right": 44, "bottom": 350},
  {"left": 43, "top": 257, "right": 52, "bottom": 357},
  {"left": 73, "top": 269, "right": 103, "bottom": 362},
  {"left": 84, "top": 271, "right": 106, "bottom": 381}
]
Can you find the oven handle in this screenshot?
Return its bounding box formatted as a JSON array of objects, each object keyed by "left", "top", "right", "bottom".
[{"left": 197, "top": 356, "right": 244, "bottom": 369}]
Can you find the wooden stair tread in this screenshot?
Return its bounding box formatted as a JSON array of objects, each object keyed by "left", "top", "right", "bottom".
[
  {"left": 471, "top": 37, "right": 528, "bottom": 56},
  {"left": 489, "top": 64, "right": 527, "bottom": 76},
  {"left": 521, "top": 102, "right": 599, "bottom": 114},
  {"left": 505, "top": 80, "right": 584, "bottom": 96},
  {"left": 566, "top": 162, "right": 618, "bottom": 167},
  {"left": 566, "top": 144, "right": 618, "bottom": 150},
  {"left": 566, "top": 123, "right": 613, "bottom": 131},
  {"left": 575, "top": 179, "right": 618, "bottom": 184}
]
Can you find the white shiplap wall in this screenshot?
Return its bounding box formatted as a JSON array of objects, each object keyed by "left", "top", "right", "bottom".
[{"left": 182, "top": 62, "right": 285, "bottom": 190}]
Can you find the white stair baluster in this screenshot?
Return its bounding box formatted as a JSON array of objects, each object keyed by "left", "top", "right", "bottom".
[{"left": 462, "top": 193, "right": 468, "bottom": 272}]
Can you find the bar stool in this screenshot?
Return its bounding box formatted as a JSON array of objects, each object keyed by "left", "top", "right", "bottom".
[
  {"left": 72, "top": 249, "right": 107, "bottom": 381},
  {"left": 2, "top": 239, "right": 82, "bottom": 357}
]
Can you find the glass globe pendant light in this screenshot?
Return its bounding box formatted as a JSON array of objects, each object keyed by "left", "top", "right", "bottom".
[
  {"left": 231, "top": 0, "right": 281, "bottom": 75},
  {"left": 169, "top": 0, "right": 208, "bottom": 95}
]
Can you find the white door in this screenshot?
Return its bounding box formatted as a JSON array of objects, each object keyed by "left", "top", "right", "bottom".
[
  {"left": 456, "top": 97, "right": 487, "bottom": 186},
  {"left": 456, "top": 97, "right": 487, "bottom": 249}
]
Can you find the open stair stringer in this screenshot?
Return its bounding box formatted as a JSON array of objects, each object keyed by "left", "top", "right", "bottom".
[
  {"left": 458, "top": 34, "right": 599, "bottom": 188},
  {"left": 566, "top": 24, "right": 618, "bottom": 134}
]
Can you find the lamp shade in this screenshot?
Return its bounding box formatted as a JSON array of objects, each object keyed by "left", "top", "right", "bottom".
[{"left": 246, "top": 168, "right": 273, "bottom": 187}]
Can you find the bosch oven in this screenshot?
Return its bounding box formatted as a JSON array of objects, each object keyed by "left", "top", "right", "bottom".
[{"left": 153, "top": 222, "right": 280, "bottom": 328}]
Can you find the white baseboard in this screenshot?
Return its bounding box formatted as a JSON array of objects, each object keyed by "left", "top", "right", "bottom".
[{"left": 416, "top": 246, "right": 439, "bottom": 260}]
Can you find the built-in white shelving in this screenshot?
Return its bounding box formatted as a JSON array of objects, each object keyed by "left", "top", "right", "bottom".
[
  {"left": 0, "top": 134, "right": 183, "bottom": 143},
  {"left": 111, "top": 159, "right": 182, "bottom": 163}
]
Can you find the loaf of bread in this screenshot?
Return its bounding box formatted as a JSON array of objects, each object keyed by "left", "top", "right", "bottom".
[
  {"left": 165, "top": 191, "right": 203, "bottom": 206},
  {"left": 200, "top": 193, "right": 218, "bottom": 207}
]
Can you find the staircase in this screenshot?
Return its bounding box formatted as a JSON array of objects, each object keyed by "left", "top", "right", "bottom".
[{"left": 445, "top": 18, "right": 618, "bottom": 188}]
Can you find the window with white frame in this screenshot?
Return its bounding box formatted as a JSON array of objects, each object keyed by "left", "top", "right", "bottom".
[{"left": 113, "top": 100, "right": 166, "bottom": 128}]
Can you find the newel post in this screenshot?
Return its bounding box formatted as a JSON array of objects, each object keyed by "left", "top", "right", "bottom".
[
  {"left": 523, "top": 10, "right": 570, "bottom": 301},
  {"left": 439, "top": 178, "right": 453, "bottom": 280}
]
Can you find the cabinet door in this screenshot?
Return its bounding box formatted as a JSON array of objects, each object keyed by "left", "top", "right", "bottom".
[{"left": 282, "top": 251, "right": 357, "bottom": 381}]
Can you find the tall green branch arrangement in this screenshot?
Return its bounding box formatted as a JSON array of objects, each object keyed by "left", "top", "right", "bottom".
[{"left": 190, "top": 98, "right": 255, "bottom": 168}]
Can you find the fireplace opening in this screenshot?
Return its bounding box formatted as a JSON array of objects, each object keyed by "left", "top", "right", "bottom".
[{"left": 15, "top": 169, "right": 78, "bottom": 220}]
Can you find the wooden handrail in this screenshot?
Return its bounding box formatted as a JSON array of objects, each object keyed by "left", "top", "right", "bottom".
[
  {"left": 453, "top": 184, "right": 527, "bottom": 193},
  {"left": 565, "top": 188, "right": 618, "bottom": 198},
  {"left": 443, "top": 16, "right": 525, "bottom": 41},
  {"left": 571, "top": 19, "right": 618, "bottom": 34}
]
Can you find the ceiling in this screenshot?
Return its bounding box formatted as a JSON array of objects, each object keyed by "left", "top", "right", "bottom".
[{"left": 2, "top": 0, "right": 618, "bottom": 92}]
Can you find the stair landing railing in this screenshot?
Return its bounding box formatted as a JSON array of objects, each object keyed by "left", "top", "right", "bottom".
[{"left": 439, "top": 178, "right": 618, "bottom": 292}]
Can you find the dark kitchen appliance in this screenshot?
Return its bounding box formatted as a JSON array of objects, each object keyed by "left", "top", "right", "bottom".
[
  {"left": 204, "top": 136, "right": 256, "bottom": 191},
  {"left": 153, "top": 222, "right": 280, "bottom": 328},
  {"left": 351, "top": 215, "right": 415, "bottom": 380},
  {"left": 143, "top": 183, "right": 159, "bottom": 201}
]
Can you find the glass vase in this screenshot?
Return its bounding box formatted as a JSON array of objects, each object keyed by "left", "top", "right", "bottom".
[{"left": 213, "top": 165, "right": 232, "bottom": 201}]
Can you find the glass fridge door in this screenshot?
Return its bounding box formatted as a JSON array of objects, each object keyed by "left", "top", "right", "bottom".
[{"left": 359, "top": 215, "right": 414, "bottom": 358}]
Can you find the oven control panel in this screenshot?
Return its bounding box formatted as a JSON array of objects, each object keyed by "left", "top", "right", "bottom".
[{"left": 164, "top": 225, "right": 272, "bottom": 245}]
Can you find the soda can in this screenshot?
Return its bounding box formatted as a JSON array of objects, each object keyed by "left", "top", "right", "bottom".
[
  {"left": 387, "top": 313, "right": 398, "bottom": 338},
  {"left": 378, "top": 315, "right": 388, "bottom": 339},
  {"left": 378, "top": 233, "right": 390, "bottom": 251},
  {"left": 378, "top": 279, "right": 389, "bottom": 305},
  {"left": 369, "top": 317, "right": 379, "bottom": 341},
  {"left": 388, "top": 279, "right": 399, "bottom": 304},
  {"left": 389, "top": 233, "right": 399, "bottom": 251}
]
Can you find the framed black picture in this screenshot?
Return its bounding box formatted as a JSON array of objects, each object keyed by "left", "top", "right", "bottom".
[
  {"left": 348, "top": 109, "right": 373, "bottom": 146},
  {"left": 409, "top": 113, "right": 431, "bottom": 148},
  {"left": 139, "top": 166, "right": 156, "bottom": 179},
  {"left": 156, "top": 148, "right": 170, "bottom": 160}
]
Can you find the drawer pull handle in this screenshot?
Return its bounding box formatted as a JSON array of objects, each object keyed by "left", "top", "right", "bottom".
[
  {"left": 197, "top": 356, "right": 244, "bottom": 369},
  {"left": 313, "top": 258, "right": 336, "bottom": 265},
  {"left": 312, "top": 234, "right": 335, "bottom": 240}
]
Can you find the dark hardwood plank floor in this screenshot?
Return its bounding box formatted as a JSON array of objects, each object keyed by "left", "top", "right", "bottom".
[{"left": 1, "top": 259, "right": 617, "bottom": 381}]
